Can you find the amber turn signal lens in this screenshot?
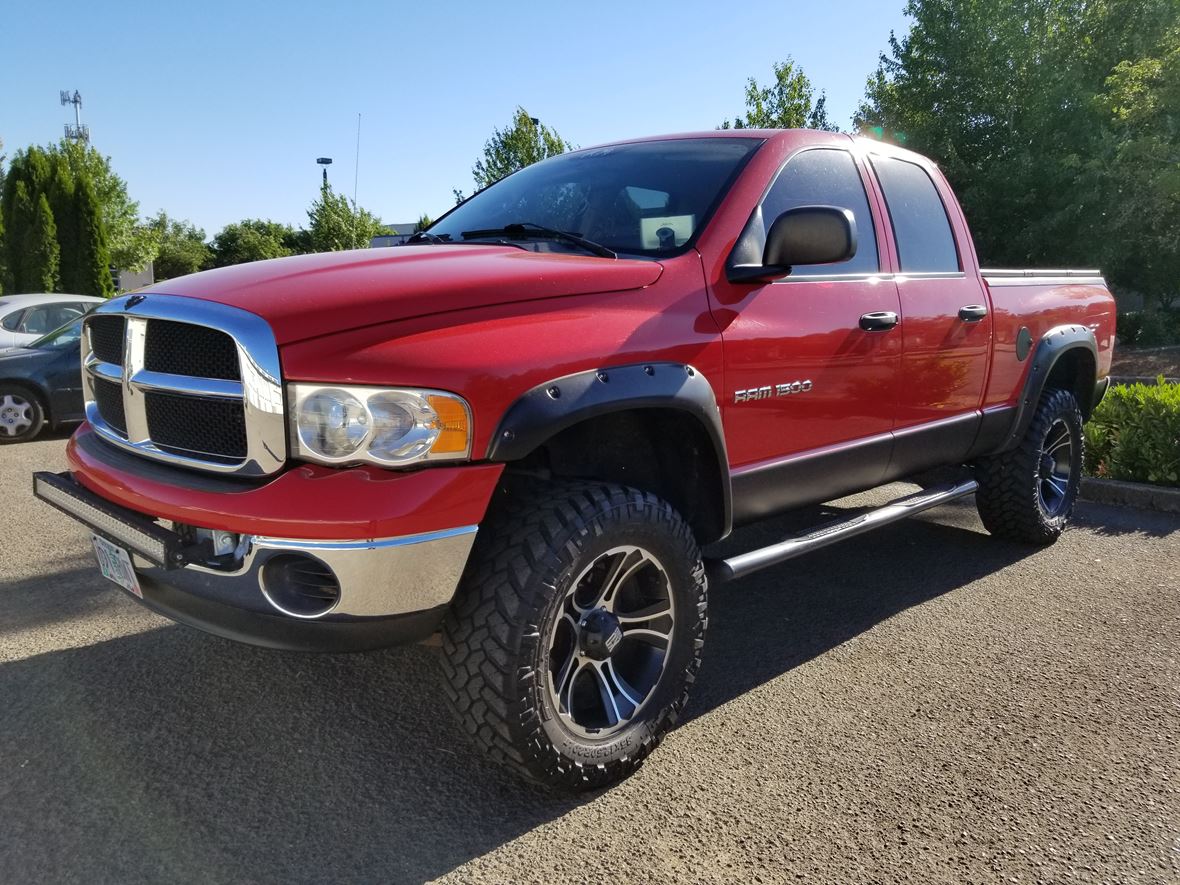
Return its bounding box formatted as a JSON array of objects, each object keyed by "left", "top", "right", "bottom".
[{"left": 428, "top": 395, "right": 470, "bottom": 454}]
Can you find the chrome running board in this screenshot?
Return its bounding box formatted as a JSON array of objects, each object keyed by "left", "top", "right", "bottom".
[{"left": 706, "top": 479, "right": 979, "bottom": 584}]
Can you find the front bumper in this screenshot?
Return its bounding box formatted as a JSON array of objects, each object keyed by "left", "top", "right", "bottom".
[{"left": 34, "top": 470, "right": 478, "bottom": 652}]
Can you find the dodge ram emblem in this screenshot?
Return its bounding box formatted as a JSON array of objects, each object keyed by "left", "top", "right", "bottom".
[{"left": 734, "top": 380, "right": 813, "bottom": 403}]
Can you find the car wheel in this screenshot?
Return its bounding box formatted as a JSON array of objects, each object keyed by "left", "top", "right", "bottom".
[
  {"left": 0, "top": 386, "right": 45, "bottom": 443},
  {"left": 441, "top": 480, "right": 707, "bottom": 791},
  {"left": 974, "top": 387, "right": 1084, "bottom": 544}
]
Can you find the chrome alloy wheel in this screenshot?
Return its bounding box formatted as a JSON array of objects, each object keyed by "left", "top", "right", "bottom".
[
  {"left": 546, "top": 545, "right": 676, "bottom": 738},
  {"left": 0, "top": 393, "right": 33, "bottom": 438},
  {"left": 1038, "top": 417, "right": 1074, "bottom": 515}
]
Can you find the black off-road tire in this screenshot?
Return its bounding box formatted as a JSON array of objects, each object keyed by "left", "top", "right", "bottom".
[
  {"left": 974, "top": 388, "right": 1085, "bottom": 545},
  {"left": 0, "top": 384, "right": 46, "bottom": 444},
  {"left": 440, "top": 480, "right": 707, "bottom": 792}
]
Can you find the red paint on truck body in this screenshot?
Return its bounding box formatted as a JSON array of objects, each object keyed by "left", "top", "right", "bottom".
[{"left": 67, "top": 130, "right": 1115, "bottom": 542}]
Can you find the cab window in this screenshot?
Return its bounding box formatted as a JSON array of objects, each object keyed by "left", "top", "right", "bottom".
[
  {"left": 870, "top": 156, "right": 960, "bottom": 273},
  {"left": 757, "top": 148, "right": 880, "bottom": 276}
]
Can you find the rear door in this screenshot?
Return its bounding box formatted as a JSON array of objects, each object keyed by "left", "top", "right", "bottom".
[
  {"left": 868, "top": 153, "right": 991, "bottom": 466},
  {"left": 709, "top": 146, "right": 903, "bottom": 521}
]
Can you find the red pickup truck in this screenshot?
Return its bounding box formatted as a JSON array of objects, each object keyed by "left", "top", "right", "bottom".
[{"left": 34, "top": 130, "right": 1114, "bottom": 791}]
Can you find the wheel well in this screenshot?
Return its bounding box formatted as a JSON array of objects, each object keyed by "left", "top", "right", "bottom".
[
  {"left": 506, "top": 408, "right": 728, "bottom": 544},
  {"left": 1044, "top": 347, "right": 1098, "bottom": 418}
]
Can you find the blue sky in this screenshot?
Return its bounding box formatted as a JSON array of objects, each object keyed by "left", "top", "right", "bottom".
[{"left": 3, "top": 0, "right": 910, "bottom": 237}]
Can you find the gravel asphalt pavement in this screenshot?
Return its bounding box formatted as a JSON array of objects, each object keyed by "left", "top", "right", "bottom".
[{"left": 1, "top": 433, "right": 1178, "bottom": 884}]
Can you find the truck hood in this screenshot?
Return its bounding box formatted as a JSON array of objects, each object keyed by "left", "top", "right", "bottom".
[{"left": 148, "top": 245, "right": 664, "bottom": 345}]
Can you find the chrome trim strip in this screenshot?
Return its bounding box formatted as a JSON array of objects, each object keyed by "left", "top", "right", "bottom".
[
  {"left": 174, "top": 526, "right": 480, "bottom": 619},
  {"left": 770, "top": 271, "right": 967, "bottom": 284},
  {"left": 983, "top": 276, "right": 1106, "bottom": 287},
  {"left": 131, "top": 370, "right": 244, "bottom": 399},
  {"left": 981, "top": 268, "right": 1102, "bottom": 278},
  {"left": 123, "top": 316, "right": 150, "bottom": 443},
  {"left": 83, "top": 294, "right": 286, "bottom": 476},
  {"left": 86, "top": 358, "right": 123, "bottom": 385}
]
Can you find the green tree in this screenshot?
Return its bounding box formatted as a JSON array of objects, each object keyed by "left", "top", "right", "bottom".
[
  {"left": 855, "top": 0, "right": 1179, "bottom": 308},
  {"left": 306, "top": 182, "right": 385, "bottom": 251},
  {"left": 721, "top": 59, "right": 838, "bottom": 131},
  {"left": 55, "top": 140, "right": 156, "bottom": 272},
  {"left": 471, "top": 108, "right": 572, "bottom": 190},
  {"left": 73, "top": 177, "right": 115, "bottom": 298},
  {"left": 1088, "top": 25, "right": 1180, "bottom": 309},
  {"left": 414, "top": 213, "right": 433, "bottom": 233},
  {"left": 147, "top": 211, "right": 211, "bottom": 281},
  {"left": 28, "top": 193, "right": 61, "bottom": 293},
  {"left": 209, "top": 219, "right": 300, "bottom": 267}
]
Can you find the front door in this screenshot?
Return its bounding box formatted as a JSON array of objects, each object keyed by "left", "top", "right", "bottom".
[{"left": 709, "top": 147, "right": 902, "bottom": 522}]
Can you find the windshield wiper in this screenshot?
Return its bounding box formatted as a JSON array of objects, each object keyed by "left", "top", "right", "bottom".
[
  {"left": 460, "top": 222, "right": 617, "bottom": 259},
  {"left": 405, "top": 231, "right": 450, "bottom": 244}
]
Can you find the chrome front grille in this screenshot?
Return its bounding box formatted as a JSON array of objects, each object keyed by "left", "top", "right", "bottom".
[{"left": 82, "top": 294, "right": 286, "bottom": 476}]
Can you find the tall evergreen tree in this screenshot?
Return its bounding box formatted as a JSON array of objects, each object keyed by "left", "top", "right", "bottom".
[
  {"left": 73, "top": 177, "right": 114, "bottom": 298},
  {"left": 47, "top": 158, "right": 81, "bottom": 293},
  {"left": 28, "top": 193, "right": 61, "bottom": 293},
  {"left": 7, "top": 182, "right": 38, "bottom": 292}
]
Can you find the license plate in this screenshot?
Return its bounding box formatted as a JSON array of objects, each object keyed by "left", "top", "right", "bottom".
[{"left": 92, "top": 534, "right": 143, "bottom": 598}]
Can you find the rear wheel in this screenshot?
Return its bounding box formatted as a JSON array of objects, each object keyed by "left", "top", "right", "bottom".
[
  {"left": 974, "top": 388, "right": 1084, "bottom": 544},
  {"left": 441, "top": 480, "right": 707, "bottom": 791},
  {"left": 0, "top": 386, "right": 45, "bottom": 443}
]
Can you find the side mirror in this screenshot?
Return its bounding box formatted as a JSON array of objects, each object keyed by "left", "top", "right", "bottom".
[{"left": 728, "top": 206, "right": 858, "bottom": 283}]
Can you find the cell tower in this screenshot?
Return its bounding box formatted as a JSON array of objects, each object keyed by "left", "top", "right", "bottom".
[{"left": 60, "top": 90, "right": 89, "bottom": 142}]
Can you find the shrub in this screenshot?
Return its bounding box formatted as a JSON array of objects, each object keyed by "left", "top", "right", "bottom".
[
  {"left": 1085, "top": 378, "right": 1180, "bottom": 487},
  {"left": 1116, "top": 311, "right": 1143, "bottom": 345},
  {"left": 1135, "top": 310, "right": 1180, "bottom": 347}
]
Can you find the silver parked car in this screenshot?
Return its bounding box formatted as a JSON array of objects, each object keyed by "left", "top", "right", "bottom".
[{"left": 0, "top": 293, "right": 104, "bottom": 352}]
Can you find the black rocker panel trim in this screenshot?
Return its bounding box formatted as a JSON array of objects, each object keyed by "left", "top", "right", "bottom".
[
  {"left": 488, "top": 362, "right": 732, "bottom": 535},
  {"left": 887, "top": 411, "right": 982, "bottom": 479},
  {"left": 730, "top": 433, "right": 893, "bottom": 525}
]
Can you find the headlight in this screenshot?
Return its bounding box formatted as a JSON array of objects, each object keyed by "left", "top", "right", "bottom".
[{"left": 289, "top": 384, "right": 472, "bottom": 467}]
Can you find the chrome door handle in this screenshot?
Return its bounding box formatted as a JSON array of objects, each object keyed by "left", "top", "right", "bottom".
[
  {"left": 958, "top": 304, "right": 988, "bottom": 322},
  {"left": 859, "top": 311, "right": 899, "bottom": 332}
]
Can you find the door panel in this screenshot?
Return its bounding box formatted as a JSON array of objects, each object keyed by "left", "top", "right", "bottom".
[
  {"left": 894, "top": 274, "right": 991, "bottom": 424},
  {"left": 711, "top": 147, "right": 901, "bottom": 470},
  {"left": 716, "top": 277, "right": 901, "bottom": 467},
  {"left": 868, "top": 154, "right": 991, "bottom": 432},
  {"left": 46, "top": 347, "right": 85, "bottom": 423}
]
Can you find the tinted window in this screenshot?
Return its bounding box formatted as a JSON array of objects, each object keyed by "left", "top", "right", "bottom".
[
  {"left": 29, "top": 317, "right": 84, "bottom": 350},
  {"left": 871, "top": 156, "right": 960, "bottom": 273},
  {"left": 19, "top": 304, "right": 83, "bottom": 335},
  {"left": 1, "top": 309, "right": 24, "bottom": 332},
  {"left": 430, "top": 138, "right": 761, "bottom": 257},
  {"left": 757, "top": 148, "right": 879, "bottom": 276}
]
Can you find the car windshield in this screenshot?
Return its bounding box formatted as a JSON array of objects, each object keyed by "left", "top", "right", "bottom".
[
  {"left": 428, "top": 137, "right": 762, "bottom": 258},
  {"left": 27, "top": 316, "right": 84, "bottom": 350}
]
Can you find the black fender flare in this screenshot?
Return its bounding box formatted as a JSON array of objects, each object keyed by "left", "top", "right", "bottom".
[
  {"left": 1000, "top": 323, "right": 1099, "bottom": 451},
  {"left": 487, "top": 362, "right": 733, "bottom": 537}
]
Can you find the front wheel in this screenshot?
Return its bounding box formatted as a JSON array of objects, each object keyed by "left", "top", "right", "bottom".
[
  {"left": 441, "top": 480, "right": 707, "bottom": 791},
  {"left": 0, "top": 386, "right": 45, "bottom": 443},
  {"left": 974, "top": 387, "right": 1084, "bottom": 544}
]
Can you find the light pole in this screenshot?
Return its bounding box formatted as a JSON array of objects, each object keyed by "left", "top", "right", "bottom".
[{"left": 316, "top": 157, "right": 333, "bottom": 185}]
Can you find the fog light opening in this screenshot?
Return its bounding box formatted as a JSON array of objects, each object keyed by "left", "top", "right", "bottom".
[{"left": 260, "top": 554, "right": 341, "bottom": 619}]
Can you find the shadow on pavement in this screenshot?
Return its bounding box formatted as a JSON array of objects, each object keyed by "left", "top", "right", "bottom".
[{"left": 0, "top": 498, "right": 1137, "bottom": 883}]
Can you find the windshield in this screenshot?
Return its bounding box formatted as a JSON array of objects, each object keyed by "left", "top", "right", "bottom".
[
  {"left": 28, "top": 316, "right": 83, "bottom": 350},
  {"left": 429, "top": 137, "right": 762, "bottom": 258}
]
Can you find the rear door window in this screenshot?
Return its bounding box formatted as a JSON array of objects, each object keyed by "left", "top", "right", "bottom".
[
  {"left": 870, "top": 156, "right": 960, "bottom": 273},
  {"left": 758, "top": 148, "right": 880, "bottom": 276}
]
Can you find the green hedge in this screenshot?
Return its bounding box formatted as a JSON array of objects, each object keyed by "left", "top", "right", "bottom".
[{"left": 1085, "top": 378, "right": 1180, "bottom": 487}]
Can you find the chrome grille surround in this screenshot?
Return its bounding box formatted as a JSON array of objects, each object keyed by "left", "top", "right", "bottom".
[{"left": 82, "top": 293, "right": 286, "bottom": 476}]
